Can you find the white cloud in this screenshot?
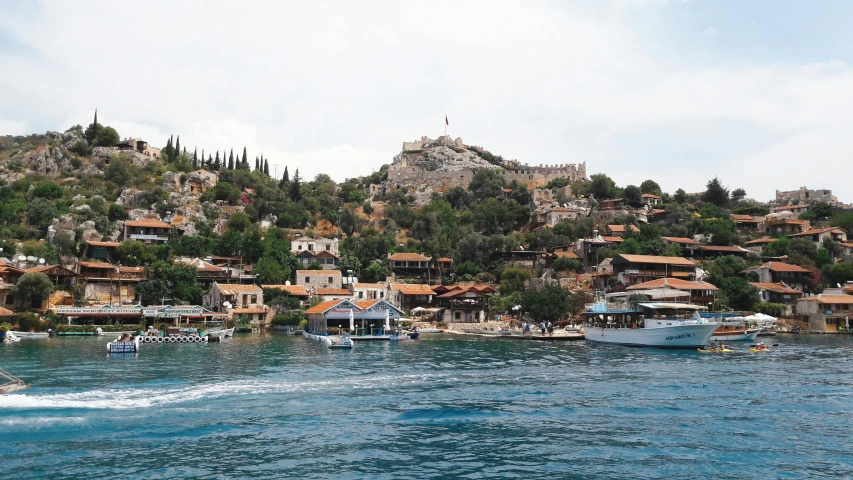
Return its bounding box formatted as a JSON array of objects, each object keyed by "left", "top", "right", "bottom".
[
  {"left": 703, "top": 26, "right": 718, "bottom": 36},
  {"left": 0, "top": 1, "right": 851, "bottom": 202}
]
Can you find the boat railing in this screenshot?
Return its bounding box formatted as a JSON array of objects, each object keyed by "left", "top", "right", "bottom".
[{"left": 0, "top": 368, "right": 25, "bottom": 388}]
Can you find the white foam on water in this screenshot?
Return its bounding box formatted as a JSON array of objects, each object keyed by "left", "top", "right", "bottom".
[{"left": 0, "top": 373, "right": 452, "bottom": 410}]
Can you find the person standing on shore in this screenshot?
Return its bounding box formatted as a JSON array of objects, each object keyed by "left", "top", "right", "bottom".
[{"left": 539, "top": 322, "right": 546, "bottom": 335}]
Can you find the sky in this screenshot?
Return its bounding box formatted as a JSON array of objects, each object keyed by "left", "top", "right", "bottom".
[{"left": 2, "top": 0, "right": 853, "bottom": 202}]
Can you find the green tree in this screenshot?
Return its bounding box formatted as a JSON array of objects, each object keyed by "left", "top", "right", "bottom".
[
  {"left": 215, "top": 230, "right": 243, "bottom": 256},
  {"left": 553, "top": 256, "right": 582, "bottom": 272},
  {"left": 731, "top": 188, "right": 747, "bottom": 201},
  {"left": 13, "top": 272, "right": 54, "bottom": 306},
  {"left": 499, "top": 267, "right": 531, "bottom": 295},
  {"left": 84, "top": 110, "right": 101, "bottom": 144},
  {"left": 674, "top": 188, "right": 688, "bottom": 204},
  {"left": 30, "top": 181, "right": 63, "bottom": 200},
  {"left": 104, "top": 155, "right": 140, "bottom": 189},
  {"left": 227, "top": 212, "right": 252, "bottom": 233},
  {"left": 94, "top": 126, "right": 119, "bottom": 147},
  {"left": 702, "top": 177, "right": 729, "bottom": 207},
  {"left": 116, "top": 240, "right": 165, "bottom": 266},
  {"left": 362, "top": 262, "right": 389, "bottom": 283},
  {"left": 255, "top": 256, "right": 286, "bottom": 284},
  {"left": 339, "top": 207, "right": 362, "bottom": 237},
  {"left": 26, "top": 198, "right": 58, "bottom": 231},
  {"left": 623, "top": 185, "right": 642, "bottom": 204},
  {"left": 830, "top": 212, "right": 853, "bottom": 232},
  {"left": 640, "top": 180, "right": 662, "bottom": 196},
  {"left": 588, "top": 173, "right": 616, "bottom": 199},
  {"left": 520, "top": 284, "right": 574, "bottom": 323},
  {"left": 719, "top": 277, "right": 757, "bottom": 311},
  {"left": 108, "top": 204, "right": 128, "bottom": 222},
  {"left": 289, "top": 168, "right": 302, "bottom": 201},
  {"left": 469, "top": 168, "right": 507, "bottom": 202}
]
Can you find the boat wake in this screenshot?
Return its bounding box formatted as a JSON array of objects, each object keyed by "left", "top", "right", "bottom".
[{"left": 0, "top": 372, "right": 449, "bottom": 410}]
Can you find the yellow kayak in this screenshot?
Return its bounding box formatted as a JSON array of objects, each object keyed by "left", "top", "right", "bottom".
[
  {"left": 750, "top": 347, "right": 770, "bottom": 353},
  {"left": 698, "top": 348, "right": 733, "bottom": 353}
]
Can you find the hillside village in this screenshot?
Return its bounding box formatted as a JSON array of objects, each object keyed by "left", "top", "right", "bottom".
[{"left": 1, "top": 114, "right": 853, "bottom": 333}]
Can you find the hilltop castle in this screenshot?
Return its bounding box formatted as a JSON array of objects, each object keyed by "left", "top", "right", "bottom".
[{"left": 383, "top": 135, "right": 586, "bottom": 204}]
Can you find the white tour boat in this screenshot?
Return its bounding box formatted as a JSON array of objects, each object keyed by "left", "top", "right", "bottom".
[{"left": 582, "top": 294, "right": 719, "bottom": 349}]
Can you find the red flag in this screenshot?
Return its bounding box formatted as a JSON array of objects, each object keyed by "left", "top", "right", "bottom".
[{"left": 445, "top": 115, "right": 449, "bottom": 126}]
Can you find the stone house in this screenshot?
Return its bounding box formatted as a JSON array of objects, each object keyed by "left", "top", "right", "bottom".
[
  {"left": 295, "top": 250, "right": 339, "bottom": 270},
  {"left": 386, "top": 283, "right": 436, "bottom": 312},
  {"left": 296, "top": 269, "right": 342, "bottom": 294},
  {"left": 750, "top": 282, "right": 803, "bottom": 316},
  {"left": 641, "top": 193, "right": 662, "bottom": 206},
  {"left": 742, "top": 262, "right": 813, "bottom": 292},
  {"left": 796, "top": 294, "right": 853, "bottom": 331},
  {"left": 185, "top": 169, "right": 218, "bottom": 194},
  {"left": 291, "top": 236, "right": 340, "bottom": 257},
  {"left": 351, "top": 282, "right": 387, "bottom": 301},
  {"left": 117, "top": 138, "right": 161, "bottom": 158},
  {"left": 316, "top": 288, "right": 353, "bottom": 302},
  {"left": 788, "top": 227, "right": 847, "bottom": 249},
  {"left": 203, "top": 282, "right": 269, "bottom": 324},
  {"left": 123, "top": 218, "right": 172, "bottom": 244},
  {"left": 610, "top": 254, "right": 697, "bottom": 286}
]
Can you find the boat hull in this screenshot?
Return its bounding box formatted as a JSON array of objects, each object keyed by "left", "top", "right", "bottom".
[
  {"left": 584, "top": 323, "right": 718, "bottom": 348},
  {"left": 9, "top": 331, "right": 50, "bottom": 339},
  {"left": 711, "top": 328, "right": 761, "bottom": 341}
]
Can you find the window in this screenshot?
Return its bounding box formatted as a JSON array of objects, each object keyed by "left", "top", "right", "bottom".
[
  {"left": 325, "top": 245, "right": 330, "bottom": 251},
  {"left": 380, "top": 292, "right": 384, "bottom": 299},
  {"left": 250, "top": 295, "right": 257, "bottom": 304},
  {"left": 298, "top": 245, "right": 302, "bottom": 250},
  {"left": 5, "top": 295, "right": 14, "bottom": 305},
  {"left": 358, "top": 291, "right": 364, "bottom": 299},
  {"left": 305, "top": 277, "right": 310, "bottom": 283},
  {"left": 309, "top": 244, "right": 314, "bottom": 251},
  {"left": 328, "top": 277, "right": 333, "bottom": 284},
  {"left": 455, "top": 311, "right": 461, "bottom": 320}
]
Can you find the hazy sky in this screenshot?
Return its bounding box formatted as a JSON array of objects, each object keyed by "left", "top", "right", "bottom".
[{"left": 2, "top": 0, "right": 853, "bottom": 202}]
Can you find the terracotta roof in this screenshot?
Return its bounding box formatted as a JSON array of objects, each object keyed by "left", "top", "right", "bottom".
[
  {"left": 789, "top": 227, "right": 847, "bottom": 237},
  {"left": 77, "top": 261, "right": 115, "bottom": 269},
  {"left": 808, "top": 294, "right": 853, "bottom": 305},
  {"left": 124, "top": 218, "right": 172, "bottom": 228},
  {"left": 86, "top": 241, "right": 121, "bottom": 247},
  {"left": 601, "top": 236, "right": 624, "bottom": 243},
  {"left": 388, "top": 252, "right": 430, "bottom": 261},
  {"left": 233, "top": 307, "right": 266, "bottom": 314},
  {"left": 353, "top": 283, "right": 385, "bottom": 289},
  {"left": 391, "top": 284, "right": 436, "bottom": 295},
  {"left": 0, "top": 306, "right": 14, "bottom": 316},
  {"left": 215, "top": 283, "right": 263, "bottom": 294},
  {"left": 554, "top": 251, "right": 580, "bottom": 259},
  {"left": 607, "top": 224, "right": 639, "bottom": 233},
  {"left": 699, "top": 245, "right": 750, "bottom": 253},
  {"left": 304, "top": 299, "right": 351, "bottom": 314},
  {"left": 641, "top": 193, "right": 661, "bottom": 199},
  {"left": 626, "top": 278, "right": 718, "bottom": 291},
  {"left": 296, "top": 269, "right": 342, "bottom": 276},
  {"left": 612, "top": 254, "right": 696, "bottom": 266},
  {"left": 316, "top": 288, "right": 352, "bottom": 296},
  {"left": 758, "top": 262, "right": 811, "bottom": 273},
  {"left": 730, "top": 214, "right": 758, "bottom": 222},
  {"left": 840, "top": 242, "right": 853, "bottom": 248},
  {"left": 662, "top": 237, "right": 702, "bottom": 245},
  {"left": 437, "top": 257, "right": 453, "bottom": 263},
  {"left": 749, "top": 283, "right": 803, "bottom": 295},
  {"left": 354, "top": 299, "right": 381, "bottom": 310},
  {"left": 261, "top": 284, "right": 309, "bottom": 296},
  {"left": 744, "top": 237, "right": 775, "bottom": 245},
  {"left": 185, "top": 258, "right": 224, "bottom": 272}
]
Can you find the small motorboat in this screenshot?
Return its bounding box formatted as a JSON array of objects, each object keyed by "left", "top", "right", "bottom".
[
  {"left": 9, "top": 331, "right": 50, "bottom": 339},
  {"left": 2, "top": 332, "right": 21, "bottom": 343}
]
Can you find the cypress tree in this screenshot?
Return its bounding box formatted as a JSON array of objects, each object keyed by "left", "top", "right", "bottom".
[
  {"left": 283, "top": 165, "right": 289, "bottom": 182},
  {"left": 254, "top": 157, "right": 259, "bottom": 171},
  {"left": 174, "top": 136, "right": 181, "bottom": 160},
  {"left": 241, "top": 147, "right": 248, "bottom": 168},
  {"left": 227, "top": 154, "right": 234, "bottom": 170},
  {"left": 214, "top": 151, "right": 220, "bottom": 169},
  {"left": 208, "top": 154, "right": 213, "bottom": 168},
  {"left": 228, "top": 149, "right": 234, "bottom": 167},
  {"left": 289, "top": 167, "right": 302, "bottom": 201},
  {"left": 192, "top": 147, "right": 198, "bottom": 168},
  {"left": 201, "top": 149, "right": 205, "bottom": 166},
  {"left": 263, "top": 159, "right": 269, "bottom": 176}
]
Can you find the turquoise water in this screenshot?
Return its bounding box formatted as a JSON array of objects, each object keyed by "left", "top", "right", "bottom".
[{"left": 1, "top": 334, "right": 852, "bottom": 479}]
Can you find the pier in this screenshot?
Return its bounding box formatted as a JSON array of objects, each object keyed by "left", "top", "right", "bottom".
[{"left": 302, "top": 331, "right": 353, "bottom": 349}]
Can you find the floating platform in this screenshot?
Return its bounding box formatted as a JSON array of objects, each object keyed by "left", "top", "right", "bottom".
[{"left": 303, "top": 331, "right": 353, "bottom": 349}]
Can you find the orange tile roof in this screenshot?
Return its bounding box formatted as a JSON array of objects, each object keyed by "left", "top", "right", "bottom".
[
  {"left": 554, "top": 251, "right": 579, "bottom": 259},
  {"left": 215, "top": 283, "right": 263, "bottom": 294},
  {"left": 613, "top": 254, "right": 695, "bottom": 266},
  {"left": 124, "top": 218, "right": 172, "bottom": 228},
  {"left": 391, "top": 284, "right": 436, "bottom": 295},
  {"left": 641, "top": 193, "right": 661, "bottom": 199},
  {"left": 607, "top": 224, "right": 639, "bottom": 233},
  {"left": 186, "top": 258, "right": 224, "bottom": 272},
  {"left": 305, "top": 299, "right": 351, "bottom": 314},
  {"left": 296, "top": 270, "right": 342, "bottom": 276},
  {"left": 744, "top": 237, "right": 775, "bottom": 245},
  {"left": 809, "top": 294, "right": 853, "bottom": 304},
  {"left": 749, "top": 283, "right": 803, "bottom": 295},
  {"left": 388, "top": 252, "right": 430, "bottom": 261},
  {"left": 730, "top": 214, "right": 758, "bottom": 222},
  {"left": 261, "top": 285, "right": 309, "bottom": 296},
  {"left": 626, "top": 278, "right": 718, "bottom": 291},
  {"left": 699, "top": 245, "right": 750, "bottom": 253},
  {"left": 86, "top": 240, "right": 121, "bottom": 247},
  {"left": 760, "top": 262, "right": 811, "bottom": 273},
  {"left": 354, "top": 299, "right": 381, "bottom": 310},
  {"left": 601, "top": 236, "right": 624, "bottom": 243},
  {"left": 353, "top": 283, "right": 385, "bottom": 289},
  {"left": 0, "top": 306, "right": 14, "bottom": 316},
  {"left": 316, "top": 288, "right": 352, "bottom": 296},
  {"left": 789, "top": 227, "right": 847, "bottom": 237},
  {"left": 662, "top": 237, "right": 702, "bottom": 245}
]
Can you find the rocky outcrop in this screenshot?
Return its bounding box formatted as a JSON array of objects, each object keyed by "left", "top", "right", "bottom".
[
  {"left": 15, "top": 147, "right": 71, "bottom": 177},
  {"left": 116, "top": 188, "right": 146, "bottom": 207},
  {"left": 92, "top": 147, "right": 153, "bottom": 167},
  {"left": 160, "top": 171, "right": 181, "bottom": 191}
]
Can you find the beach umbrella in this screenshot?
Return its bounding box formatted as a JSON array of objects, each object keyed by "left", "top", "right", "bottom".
[
  {"left": 349, "top": 309, "right": 355, "bottom": 333},
  {"left": 385, "top": 308, "right": 391, "bottom": 333}
]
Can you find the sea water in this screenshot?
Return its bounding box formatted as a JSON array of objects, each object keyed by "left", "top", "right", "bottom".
[{"left": 1, "top": 334, "right": 851, "bottom": 479}]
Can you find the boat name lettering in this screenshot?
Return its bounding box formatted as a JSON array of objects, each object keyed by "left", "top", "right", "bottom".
[{"left": 665, "top": 333, "right": 694, "bottom": 340}]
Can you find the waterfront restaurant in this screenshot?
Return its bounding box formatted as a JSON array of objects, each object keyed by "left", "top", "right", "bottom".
[{"left": 305, "top": 299, "right": 403, "bottom": 335}]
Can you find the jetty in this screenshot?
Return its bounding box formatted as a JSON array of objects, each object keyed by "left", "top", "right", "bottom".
[
  {"left": 0, "top": 368, "right": 29, "bottom": 394},
  {"left": 303, "top": 331, "right": 353, "bottom": 349}
]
